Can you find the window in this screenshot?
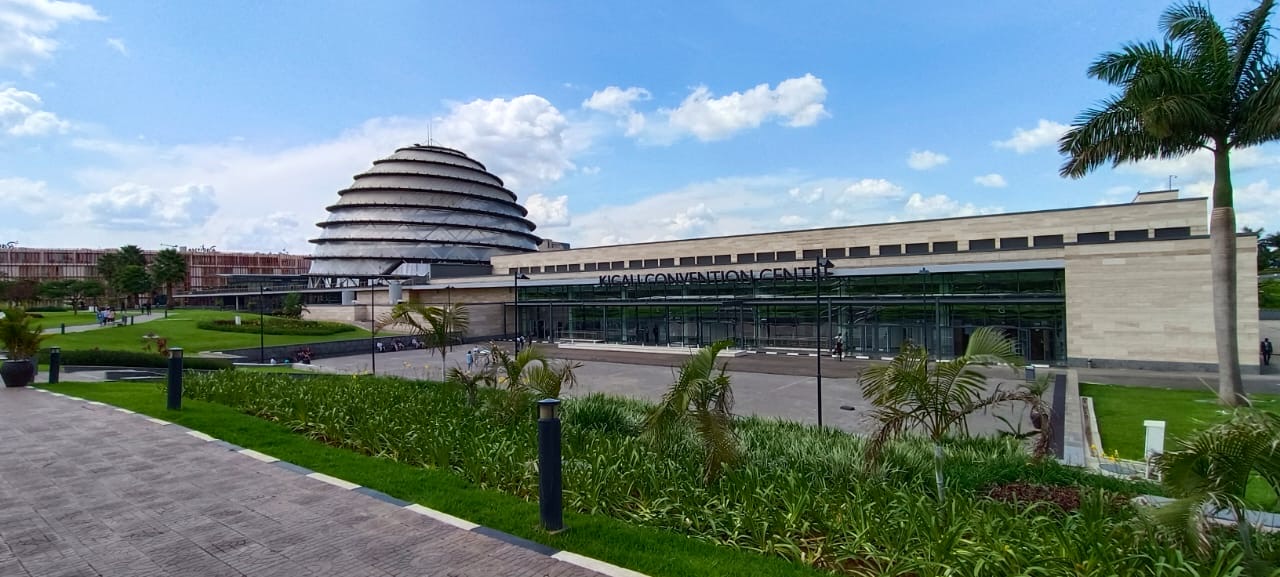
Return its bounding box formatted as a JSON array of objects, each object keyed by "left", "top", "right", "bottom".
[
  {"left": 933, "top": 241, "right": 958, "bottom": 253},
  {"left": 969, "top": 238, "right": 995, "bottom": 251},
  {"left": 775, "top": 251, "right": 796, "bottom": 262},
  {"left": 628, "top": 260, "right": 642, "bottom": 269},
  {"left": 738, "top": 253, "right": 755, "bottom": 264},
  {"left": 802, "top": 249, "right": 823, "bottom": 259},
  {"left": 714, "top": 254, "right": 732, "bottom": 264},
  {"left": 611, "top": 261, "right": 624, "bottom": 270},
  {"left": 519, "top": 267, "right": 531, "bottom": 274},
  {"left": 1000, "top": 237, "right": 1028, "bottom": 249},
  {"left": 850, "top": 246, "right": 871, "bottom": 257},
  {"left": 584, "top": 263, "right": 597, "bottom": 271},
  {"left": 879, "top": 244, "right": 902, "bottom": 256},
  {"left": 1154, "top": 226, "right": 1191, "bottom": 239},
  {"left": 1077, "top": 232, "right": 1109, "bottom": 244},
  {"left": 756, "top": 252, "right": 776, "bottom": 263},
  {"left": 507, "top": 268, "right": 517, "bottom": 275},
  {"left": 1115, "top": 229, "right": 1149, "bottom": 241},
  {"left": 826, "top": 247, "right": 847, "bottom": 259},
  {"left": 1033, "top": 234, "right": 1064, "bottom": 247},
  {"left": 679, "top": 256, "right": 695, "bottom": 266},
  {"left": 696, "top": 255, "right": 713, "bottom": 265},
  {"left": 643, "top": 259, "right": 659, "bottom": 268},
  {"left": 905, "top": 243, "right": 929, "bottom": 255},
  {"left": 659, "top": 258, "right": 674, "bottom": 267},
  {"left": 568, "top": 264, "right": 581, "bottom": 272},
  {"left": 555, "top": 264, "right": 569, "bottom": 272}
]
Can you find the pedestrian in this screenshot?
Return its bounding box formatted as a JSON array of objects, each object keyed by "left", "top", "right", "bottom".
[
  {"left": 834, "top": 340, "right": 843, "bottom": 361},
  {"left": 466, "top": 349, "right": 474, "bottom": 372},
  {"left": 1264, "top": 337, "right": 1273, "bottom": 366}
]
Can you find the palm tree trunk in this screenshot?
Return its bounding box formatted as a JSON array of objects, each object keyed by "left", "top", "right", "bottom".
[
  {"left": 1211, "top": 147, "right": 1245, "bottom": 406},
  {"left": 166, "top": 283, "right": 173, "bottom": 310}
]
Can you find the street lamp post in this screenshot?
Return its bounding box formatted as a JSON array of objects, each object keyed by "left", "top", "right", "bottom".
[
  {"left": 815, "top": 257, "right": 834, "bottom": 428},
  {"left": 370, "top": 286, "right": 376, "bottom": 376},
  {"left": 919, "top": 268, "right": 930, "bottom": 357},
  {"left": 258, "top": 286, "right": 266, "bottom": 363},
  {"left": 514, "top": 273, "right": 530, "bottom": 351}
]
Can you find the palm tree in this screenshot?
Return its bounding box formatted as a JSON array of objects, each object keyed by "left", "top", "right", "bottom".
[
  {"left": 484, "top": 346, "right": 581, "bottom": 419},
  {"left": 860, "top": 327, "right": 1029, "bottom": 502},
  {"left": 377, "top": 302, "right": 469, "bottom": 379},
  {"left": 643, "top": 339, "right": 738, "bottom": 483},
  {"left": 1059, "top": 0, "right": 1280, "bottom": 406},
  {"left": 148, "top": 248, "right": 187, "bottom": 310},
  {"left": 1154, "top": 410, "right": 1280, "bottom": 574}
]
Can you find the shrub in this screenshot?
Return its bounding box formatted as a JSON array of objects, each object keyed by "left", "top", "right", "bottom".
[
  {"left": 196, "top": 317, "right": 355, "bottom": 336},
  {"left": 36, "top": 349, "right": 233, "bottom": 370}
]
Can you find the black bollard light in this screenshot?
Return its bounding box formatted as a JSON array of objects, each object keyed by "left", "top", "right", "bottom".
[
  {"left": 166, "top": 348, "right": 184, "bottom": 410},
  {"left": 537, "top": 398, "right": 563, "bottom": 532},
  {"left": 60, "top": 323, "right": 65, "bottom": 335},
  {"left": 49, "top": 347, "right": 61, "bottom": 384}
]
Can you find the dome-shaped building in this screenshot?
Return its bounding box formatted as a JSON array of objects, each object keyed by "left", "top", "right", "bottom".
[{"left": 308, "top": 145, "right": 539, "bottom": 280}]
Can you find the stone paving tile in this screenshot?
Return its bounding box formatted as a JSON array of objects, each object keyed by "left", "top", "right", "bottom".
[{"left": 0, "top": 388, "right": 610, "bottom": 577}]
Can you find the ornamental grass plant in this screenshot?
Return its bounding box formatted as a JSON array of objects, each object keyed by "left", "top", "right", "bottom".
[{"left": 179, "top": 369, "right": 1274, "bottom": 576}]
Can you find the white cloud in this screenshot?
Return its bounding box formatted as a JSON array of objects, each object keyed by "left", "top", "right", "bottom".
[
  {"left": 907, "top": 150, "right": 949, "bottom": 170},
  {"left": 524, "top": 193, "right": 570, "bottom": 227},
  {"left": 837, "top": 178, "right": 904, "bottom": 203},
  {"left": 80, "top": 183, "right": 218, "bottom": 230},
  {"left": 579, "top": 165, "right": 600, "bottom": 175},
  {"left": 903, "top": 193, "right": 1001, "bottom": 220},
  {"left": 779, "top": 214, "right": 807, "bottom": 226},
  {"left": 0, "top": 86, "right": 71, "bottom": 135},
  {"left": 660, "top": 74, "right": 828, "bottom": 141},
  {"left": 994, "top": 119, "right": 1068, "bottom": 154},
  {"left": 582, "top": 86, "right": 650, "bottom": 114},
  {"left": 787, "top": 186, "right": 823, "bottom": 204},
  {"left": 220, "top": 212, "right": 300, "bottom": 253},
  {"left": 105, "top": 37, "right": 126, "bottom": 55},
  {"left": 0, "top": 177, "right": 63, "bottom": 222},
  {"left": 973, "top": 173, "right": 1007, "bottom": 188},
  {"left": 0, "top": 0, "right": 104, "bottom": 73},
  {"left": 433, "top": 95, "right": 586, "bottom": 190},
  {"left": 666, "top": 203, "right": 715, "bottom": 233}
]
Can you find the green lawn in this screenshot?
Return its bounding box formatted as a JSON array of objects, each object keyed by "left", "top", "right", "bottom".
[
  {"left": 1082, "top": 382, "right": 1280, "bottom": 510},
  {"left": 41, "top": 382, "right": 823, "bottom": 577},
  {"left": 43, "top": 309, "right": 373, "bottom": 353},
  {"left": 30, "top": 310, "right": 106, "bottom": 330}
]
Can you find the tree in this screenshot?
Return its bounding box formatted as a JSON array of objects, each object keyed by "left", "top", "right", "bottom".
[
  {"left": 3, "top": 279, "right": 39, "bottom": 307},
  {"left": 38, "top": 279, "right": 75, "bottom": 308},
  {"left": 859, "top": 327, "right": 1030, "bottom": 503},
  {"left": 70, "top": 279, "right": 105, "bottom": 313},
  {"left": 1059, "top": 0, "right": 1280, "bottom": 406},
  {"left": 483, "top": 346, "right": 580, "bottom": 420},
  {"left": 377, "top": 302, "right": 470, "bottom": 379},
  {"left": 148, "top": 248, "right": 187, "bottom": 310},
  {"left": 115, "top": 265, "right": 152, "bottom": 309},
  {"left": 643, "top": 339, "right": 739, "bottom": 483},
  {"left": 1154, "top": 410, "right": 1280, "bottom": 574},
  {"left": 1261, "top": 278, "right": 1280, "bottom": 308},
  {"left": 1242, "top": 227, "right": 1277, "bottom": 272},
  {"left": 280, "top": 292, "right": 307, "bottom": 319},
  {"left": 97, "top": 245, "right": 147, "bottom": 308}
]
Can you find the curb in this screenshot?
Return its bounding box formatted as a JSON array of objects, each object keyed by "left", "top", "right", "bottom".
[{"left": 29, "top": 387, "right": 649, "bottom": 577}]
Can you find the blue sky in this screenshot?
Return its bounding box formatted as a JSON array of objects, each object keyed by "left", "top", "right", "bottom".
[{"left": 1, "top": 0, "right": 1277, "bottom": 253}]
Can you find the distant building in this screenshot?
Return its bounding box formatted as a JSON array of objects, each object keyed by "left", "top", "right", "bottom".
[
  {"left": 538, "top": 239, "right": 570, "bottom": 251},
  {"left": 0, "top": 246, "right": 310, "bottom": 292}
]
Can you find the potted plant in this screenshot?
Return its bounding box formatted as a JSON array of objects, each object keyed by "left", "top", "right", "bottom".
[{"left": 0, "top": 308, "right": 47, "bottom": 387}]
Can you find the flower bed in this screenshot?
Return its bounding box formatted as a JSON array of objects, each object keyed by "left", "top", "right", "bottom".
[{"left": 180, "top": 371, "right": 1267, "bottom": 575}]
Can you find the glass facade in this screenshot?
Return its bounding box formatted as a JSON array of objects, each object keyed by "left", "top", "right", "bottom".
[{"left": 511, "top": 268, "right": 1067, "bottom": 363}]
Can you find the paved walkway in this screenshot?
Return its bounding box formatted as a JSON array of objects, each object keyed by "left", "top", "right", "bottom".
[
  {"left": 0, "top": 388, "right": 614, "bottom": 577},
  {"left": 41, "top": 312, "right": 165, "bottom": 335}
]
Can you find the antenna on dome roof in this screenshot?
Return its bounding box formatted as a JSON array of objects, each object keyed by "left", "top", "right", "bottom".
[{"left": 427, "top": 121, "right": 434, "bottom": 146}]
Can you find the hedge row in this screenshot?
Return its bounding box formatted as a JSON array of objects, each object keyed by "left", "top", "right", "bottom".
[
  {"left": 196, "top": 317, "right": 356, "bottom": 336},
  {"left": 27, "top": 306, "right": 70, "bottom": 313},
  {"left": 37, "top": 349, "right": 234, "bottom": 371}
]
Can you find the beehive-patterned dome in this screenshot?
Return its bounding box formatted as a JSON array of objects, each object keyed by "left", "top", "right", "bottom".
[{"left": 308, "top": 145, "right": 539, "bottom": 277}]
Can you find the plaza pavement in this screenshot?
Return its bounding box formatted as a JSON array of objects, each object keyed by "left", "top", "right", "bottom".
[
  {"left": 312, "top": 345, "right": 1043, "bottom": 436},
  {"left": 0, "top": 387, "right": 620, "bottom": 577}
]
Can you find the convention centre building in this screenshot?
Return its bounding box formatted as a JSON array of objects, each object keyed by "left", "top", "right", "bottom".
[{"left": 192, "top": 144, "right": 1262, "bottom": 373}]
